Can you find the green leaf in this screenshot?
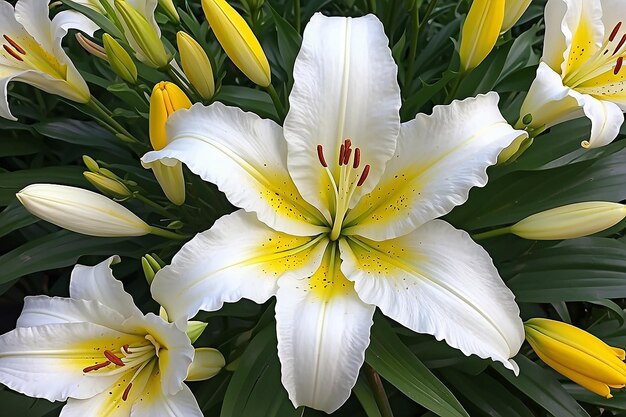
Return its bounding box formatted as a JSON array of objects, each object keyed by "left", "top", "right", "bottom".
[
  {"left": 0, "top": 201, "right": 37, "bottom": 238},
  {"left": 60, "top": 0, "right": 125, "bottom": 39},
  {"left": 565, "top": 383, "right": 626, "bottom": 411},
  {"left": 366, "top": 315, "right": 469, "bottom": 417},
  {"left": 33, "top": 120, "right": 128, "bottom": 154},
  {"left": 492, "top": 356, "right": 590, "bottom": 417},
  {"left": 215, "top": 86, "right": 278, "bottom": 120},
  {"left": 0, "top": 135, "right": 45, "bottom": 157},
  {"left": 0, "top": 166, "right": 86, "bottom": 206},
  {"left": 269, "top": 5, "right": 302, "bottom": 86},
  {"left": 352, "top": 374, "right": 383, "bottom": 417},
  {"left": 221, "top": 325, "right": 300, "bottom": 417}
]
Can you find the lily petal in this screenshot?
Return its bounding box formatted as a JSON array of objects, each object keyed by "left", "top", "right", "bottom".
[
  {"left": 344, "top": 93, "right": 525, "bottom": 241},
  {"left": 276, "top": 244, "right": 374, "bottom": 413},
  {"left": 130, "top": 382, "right": 202, "bottom": 417},
  {"left": 543, "top": 0, "right": 569, "bottom": 71},
  {"left": 141, "top": 102, "right": 327, "bottom": 236},
  {"left": 558, "top": 0, "right": 604, "bottom": 77},
  {"left": 151, "top": 210, "right": 328, "bottom": 324},
  {"left": 284, "top": 13, "right": 401, "bottom": 219},
  {"left": 580, "top": 94, "right": 624, "bottom": 148},
  {"left": 0, "top": 322, "right": 143, "bottom": 402},
  {"left": 339, "top": 220, "right": 524, "bottom": 372},
  {"left": 69, "top": 256, "right": 143, "bottom": 319}
]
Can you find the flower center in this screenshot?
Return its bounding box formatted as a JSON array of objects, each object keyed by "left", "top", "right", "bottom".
[
  {"left": 317, "top": 138, "right": 370, "bottom": 241},
  {"left": 1, "top": 34, "right": 67, "bottom": 79},
  {"left": 82, "top": 335, "right": 160, "bottom": 402},
  {"left": 563, "top": 21, "right": 626, "bottom": 88}
]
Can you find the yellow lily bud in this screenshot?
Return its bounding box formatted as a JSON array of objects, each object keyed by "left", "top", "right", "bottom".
[
  {"left": 201, "top": 0, "right": 271, "bottom": 86},
  {"left": 501, "top": 0, "right": 532, "bottom": 33},
  {"left": 177, "top": 32, "right": 215, "bottom": 100},
  {"left": 158, "top": 0, "right": 180, "bottom": 24},
  {"left": 525, "top": 318, "right": 626, "bottom": 398},
  {"left": 141, "top": 253, "right": 163, "bottom": 285},
  {"left": 510, "top": 202, "right": 626, "bottom": 240},
  {"left": 186, "top": 321, "right": 208, "bottom": 343},
  {"left": 102, "top": 34, "right": 138, "bottom": 84},
  {"left": 16, "top": 184, "right": 150, "bottom": 237},
  {"left": 186, "top": 348, "right": 225, "bottom": 381},
  {"left": 82, "top": 155, "right": 100, "bottom": 173},
  {"left": 83, "top": 171, "right": 133, "bottom": 199},
  {"left": 114, "top": 0, "right": 171, "bottom": 69},
  {"left": 459, "top": 0, "right": 505, "bottom": 73}
]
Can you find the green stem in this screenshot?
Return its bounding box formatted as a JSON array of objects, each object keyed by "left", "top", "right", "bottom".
[
  {"left": 149, "top": 226, "right": 190, "bottom": 240},
  {"left": 368, "top": 0, "right": 376, "bottom": 13},
  {"left": 266, "top": 83, "right": 286, "bottom": 120},
  {"left": 166, "top": 65, "right": 198, "bottom": 100},
  {"left": 87, "top": 97, "right": 143, "bottom": 145},
  {"left": 403, "top": 3, "right": 420, "bottom": 96},
  {"left": 444, "top": 71, "right": 465, "bottom": 104},
  {"left": 365, "top": 365, "right": 394, "bottom": 417},
  {"left": 134, "top": 194, "right": 173, "bottom": 218},
  {"left": 418, "top": 0, "right": 439, "bottom": 37},
  {"left": 294, "top": 0, "right": 301, "bottom": 33},
  {"left": 472, "top": 226, "right": 512, "bottom": 240}
]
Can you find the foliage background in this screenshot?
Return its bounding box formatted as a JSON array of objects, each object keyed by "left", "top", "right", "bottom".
[{"left": 2, "top": 0, "right": 626, "bottom": 416}]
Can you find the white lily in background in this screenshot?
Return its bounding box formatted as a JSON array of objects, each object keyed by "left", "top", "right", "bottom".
[
  {"left": 0, "top": 256, "right": 222, "bottom": 417},
  {"left": 519, "top": 0, "right": 626, "bottom": 148},
  {"left": 143, "top": 13, "right": 527, "bottom": 413},
  {"left": 0, "top": 0, "right": 98, "bottom": 120}
]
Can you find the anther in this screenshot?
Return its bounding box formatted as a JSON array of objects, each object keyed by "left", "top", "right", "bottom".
[
  {"left": 3, "top": 35, "right": 25, "bottom": 55},
  {"left": 122, "top": 344, "right": 130, "bottom": 354},
  {"left": 122, "top": 383, "right": 133, "bottom": 401},
  {"left": 356, "top": 165, "right": 371, "bottom": 187},
  {"left": 338, "top": 144, "right": 345, "bottom": 166},
  {"left": 353, "top": 148, "right": 361, "bottom": 169},
  {"left": 317, "top": 144, "right": 328, "bottom": 167},
  {"left": 615, "top": 57, "right": 624, "bottom": 75},
  {"left": 3, "top": 45, "right": 23, "bottom": 61},
  {"left": 83, "top": 361, "right": 111, "bottom": 373},
  {"left": 343, "top": 147, "right": 352, "bottom": 165},
  {"left": 104, "top": 350, "right": 125, "bottom": 367},
  {"left": 614, "top": 34, "right": 626, "bottom": 55},
  {"left": 610, "top": 22, "right": 623, "bottom": 42}
]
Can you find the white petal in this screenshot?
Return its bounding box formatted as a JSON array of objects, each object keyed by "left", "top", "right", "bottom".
[
  {"left": 0, "top": 322, "right": 143, "bottom": 401},
  {"left": 344, "top": 92, "right": 525, "bottom": 241},
  {"left": 14, "top": 0, "right": 55, "bottom": 53},
  {"left": 0, "top": 71, "right": 24, "bottom": 121},
  {"left": 520, "top": 62, "right": 585, "bottom": 130},
  {"left": 283, "top": 13, "right": 401, "bottom": 219},
  {"left": 151, "top": 210, "right": 328, "bottom": 324},
  {"left": 52, "top": 11, "right": 99, "bottom": 38},
  {"left": 130, "top": 383, "right": 202, "bottom": 417},
  {"left": 141, "top": 102, "right": 326, "bottom": 236},
  {"left": 339, "top": 220, "right": 524, "bottom": 372},
  {"left": 543, "top": 0, "right": 569, "bottom": 71},
  {"left": 276, "top": 246, "right": 374, "bottom": 413},
  {"left": 580, "top": 94, "right": 624, "bottom": 148},
  {"left": 70, "top": 256, "right": 143, "bottom": 319}
]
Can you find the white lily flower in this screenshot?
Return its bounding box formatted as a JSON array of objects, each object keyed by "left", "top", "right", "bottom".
[
  {"left": 142, "top": 14, "right": 527, "bottom": 413},
  {"left": 520, "top": 0, "right": 626, "bottom": 148},
  {"left": 0, "top": 256, "right": 208, "bottom": 417},
  {"left": 0, "top": 0, "right": 98, "bottom": 120}
]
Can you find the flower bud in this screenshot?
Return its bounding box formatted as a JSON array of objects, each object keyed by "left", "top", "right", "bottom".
[
  {"left": 510, "top": 202, "right": 626, "bottom": 240},
  {"left": 186, "top": 348, "right": 225, "bottom": 381},
  {"left": 142, "top": 253, "right": 163, "bottom": 284},
  {"left": 177, "top": 31, "right": 215, "bottom": 100},
  {"left": 201, "top": 0, "right": 271, "bottom": 86},
  {"left": 82, "top": 155, "right": 100, "bottom": 173},
  {"left": 524, "top": 318, "right": 626, "bottom": 398},
  {"left": 459, "top": 0, "right": 505, "bottom": 73},
  {"left": 84, "top": 171, "right": 132, "bottom": 199},
  {"left": 114, "top": 0, "right": 171, "bottom": 69},
  {"left": 103, "top": 34, "right": 138, "bottom": 84},
  {"left": 501, "top": 0, "right": 532, "bottom": 33},
  {"left": 186, "top": 321, "right": 208, "bottom": 343},
  {"left": 158, "top": 0, "right": 180, "bottom": 24},
  {"left": 75, "top": 33, "right": 107, "bottom": 60},
  {"left": 16, "top": 184, "right": 150, "bottom": 237}
]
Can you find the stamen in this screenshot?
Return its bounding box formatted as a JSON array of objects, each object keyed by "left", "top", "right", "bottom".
[
  {"left": 610, "top": 22, "right": 622, "bottom": 42},
  {"left": 338, "top": 144, "right": 345, "bottom": 166},
  {"left": 343, "top": 147, "right": 352, "bottom": 166},
  {"left": 3, "top": 45, "right": 23, "bottom": 61},
  {"left": 122, "top": 382, "right": 133, "bottom": 401},
  {"left": 614, "top": 34, "right": 626, "bottom": 55},
  {"left": 3, "top": 35, "right": 25, "bottom": 55},
  {"left": 615, "top": 56, "right": 624, "bottom": 74},
  {"left": 357, "top": 165, "right": 371, "bottom": 187},
  {"left": 104, "top": 350, "right": 125, "bottom": 367},
  {"left": 353, "top": 148, "right": 361, "bottom": 169},
  {"left": 317, "top": 144, "right": 327, "bottom": 167},
  {"left": 123, "top": 344, "right": 130, "bottom": 354},
  {"left": 83, "top": 361, "right": 111, "bottom": 373}
]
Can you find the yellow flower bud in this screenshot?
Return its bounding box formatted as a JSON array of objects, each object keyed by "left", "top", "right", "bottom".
[
  {"left": 114, "top": 0, "right": 171, "bottom": 69},
  {"left": 524, "top": 318, "right": 626, "bottom": 398},
  {"left": 102, "top": 34, "right": 138, "bottom": 84},
  {"left": 16, "top": 184, "right": 150, "bottom": 237},
  {"left": 84, "top": 171, "right": 133, "bottom": 199},
  {"left": 177, "top": 32, "right": 215, "bottom": 100},
  {"left": 82, "top": 155, "right": 100, "bottom": 173},
  {"left": 186, "top": 321, "right": 208, "bottom": 343},
  {"left": 142, "top": 253, "right": 163, "bottom": 285},
  {"left": 201, "top": 0, "right": 271, "bottom": 86},
  {"left": 510, "top": 202, "right": 626, "bottom": 240},
  {"left": 501, "top": 0, "right": 532, "bottom": 33},
  {"left": 186, "top": 348, "right": 225, "bottom": 381},
  {"left": 158, "top": 0, "right": 180, "bottom": 24},
  {"left": 459, "top": 0, "right": 505, "bottom": 73}
]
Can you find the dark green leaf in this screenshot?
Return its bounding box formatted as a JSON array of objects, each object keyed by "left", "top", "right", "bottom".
[
  {"left": 352, "top": 374, "right": 383, "bottom": 417},
  {"left": 0, "top": 166, "right": 86, "bottom": 206},
  {"left": 0, "top": 201, "right": 37, "bottom": 238},
  {"left": 216, "top": 86, "right": 278, "bottom": 120}
]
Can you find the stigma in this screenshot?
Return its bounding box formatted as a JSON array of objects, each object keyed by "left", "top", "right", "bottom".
[{"left": 317, "top": 138, "right": 370, "bottom": 240}]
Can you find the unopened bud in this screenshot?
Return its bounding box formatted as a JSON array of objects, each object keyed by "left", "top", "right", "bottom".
[
  {"left": 75, "top": 33, "right": 107, "bottom": 60},
  {"left": 142, "top": 253, "right": 162, "bottom": 284},
  {"left": 459, "top": 0, "right": 505, "bottom": 73},
  {"left": 84, "top": 171, "right": 132, "bottom": 199},
  {"left": 501, "top": 0, "right": 532, "bottom": 33},
  {"left": 177, "top": 31, "right": 215, "bottom": 100},
  {"left": 186, "top": 321, "right": 208, "bottom": 343},
  {"left": 103, "top": 34, "right": 138, "bottom": 84},
  {"left": 82, "top": 155, "right": 100, "bottom": 173},
  {"left": 158, "top": 0, "right": 180, "bottom": 24},
  {"left": 186, "top": 348, "right": 225, "bottom": 381}
]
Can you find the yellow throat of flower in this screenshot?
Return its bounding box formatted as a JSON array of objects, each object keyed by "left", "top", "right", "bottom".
[{"left": 1, "top": 33, "right": 67, "bottom": 80}]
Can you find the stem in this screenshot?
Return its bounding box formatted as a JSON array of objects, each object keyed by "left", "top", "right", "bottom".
[
  {"left": 403, "top": 3, "right": 420, "bottom": 96},
  {"left": 149, "top": 226, "right": 190, "bottom": 240},
  {"left": 134, "top": 194, "right": 173, "bottom": 218},
  {"left": 418, "top": 0, "right": 439, "bottom": 37},
  {"left": 472, "top": 226, "right": 512, "bottom": 240},
  {"left": 266, "top": 83, "right": 286, "bottom": 119},
  {"left": 294, "top": 0, "right": 301, "bottom": 33},
  {"left": 365, "top": 365, "right": 394, "bottom": 417},
  {"left": 368, "top": 0, "right": 376, "bottom": 13},
  {"left": 166, "top": 65, "right": 198, "bottom": 100},
  {"left": 443, "top": 71, "right": 465, "bottom": 104},
  {"left": 87, "top": 97, "right": 144, "bottom": 145}
]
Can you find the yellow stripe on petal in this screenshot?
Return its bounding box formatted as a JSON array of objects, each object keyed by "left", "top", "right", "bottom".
[
  {"left": 308, "top": 242, "right": 354, "bottom": 299},
  {"left": 565, "top": 13, "right": 598, "bottom": 76},
  {"left": 70, "top": 334, "right": 145, "bottom": 371}
]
